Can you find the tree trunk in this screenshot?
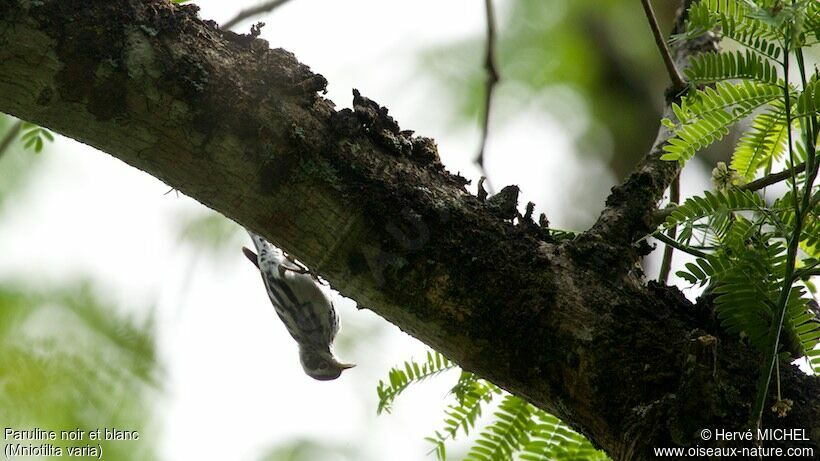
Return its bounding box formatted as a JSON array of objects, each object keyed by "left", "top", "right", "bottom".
[{"left": 0, "top": 1, "right": 817, "bottom": 459}]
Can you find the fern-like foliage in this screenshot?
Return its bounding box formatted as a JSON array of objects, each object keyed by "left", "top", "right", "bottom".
[
  {"left": 678, "top": 0, "right": 751, "bottom": 39},
  {"left": 426, "top": 375, "right": 501, "bottom": 461},
  {"left": 731, "top": 100, "right": 789, "bottom": 181},
  {"left": 793, "top": 75, "right": 820, "bottom": 118},
  {"left": 19, "top": 122, "right": 54, "bottom": 153},
  {"left": 664, "top": 189, "right": 766, "bottom": 223},
  {"left": 803, "top": 1, "right": 820, "bottom": 44},
  {"left": 661, "top": 0, "right": 820, "bottom": 390},
  {"left": 674, "top": 221, "right": 819, "bottom": 362},
  {"left": 794, "top": 200, "right": 820, "bottom": 258},
  {"left": 672, "top": 207, "right": 820, "bottom": 375},
  {"left": 0, "top": 283, "right": 160, "bottom": 459},
  {"left": 777, "top": 190, "right": 819, "bottom": 244},
  {"left": 437, "top": 374, "right": 500, "bottom": 438},
  {"left": 376, "top": 350, "right": 456, "bottom": 415},
  {"left": 676, "top": 0, "right": 781, "bottom": 59},
  {"left": 712, "top": 239, "right": 788, "bottom": 348},
  {"left": 377, "top": 352, "right": 609, "bottom": 461},
  {"left": 463, "top": 395, "right": 534, "bottom": 461},
  {"left": 661, "top": 81, "right": 782, "bottom": 162},
  {"left": 658, "top": 182, "right": 820, "bottom": 374},
  {"left": 719, "top": 15, "right": 782, "bottom": 60},
  {"left": 521, "top": 410, "right": 609, "bottom": 461},
  {"left": 784, "top": 287, "right": 820, "bottom": 374},
  {"left": 685, "top": 50, "right": 779, "bottom": 85}
]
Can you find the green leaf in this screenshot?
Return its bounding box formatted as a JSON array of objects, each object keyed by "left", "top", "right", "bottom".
[
  {"left": 676, "top": 0, "right": 782, "bottom": 60},
  {"left": 521, "top": 409, "right": 608, "bottom": 461},
  {"left": 731, "top": 100, "right": 789, "bottom": 181},
  {"left": 464, "top": 395, "right": 533, "bottom": 461},
  {"left": 685, "top": 50, "right": 780, "bottom": 85},
  {"left": 18, "top": 124, "right": 55, "bottom": 154},
  {"left": 375, "top": 351, "right": 456, "bottom": 415},
  {"left": 662, "top": 81, "right": 782, "bottom": 162},
  {"left": 664, "top": 189, "right": 766, "bottom": 229}
]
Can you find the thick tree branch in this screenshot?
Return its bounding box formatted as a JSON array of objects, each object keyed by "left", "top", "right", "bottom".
[{"left": 0, "top": 1, "right": 817, "bottom": 459}]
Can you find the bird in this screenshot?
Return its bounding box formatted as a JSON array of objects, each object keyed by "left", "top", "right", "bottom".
[{"left": 242, "top": 229, "right": 354, "bottom": 380}]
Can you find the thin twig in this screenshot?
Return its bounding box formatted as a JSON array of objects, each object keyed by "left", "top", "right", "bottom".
[
  {"left": 0, "top": 120, "right": 22, "bottom": 161},
  {"left": 658, "top": 173, "right": 680, "bottom": 283},
  {"left": 476, "top": 0, "right": 499, "bottom": 195},
  {"left": 588, "top": 0, "right": 713, "bottom": 244},
  {"left": 222, "top": 0, "right": 294, "bottom": 30},
  {"left": 641, "top": 0, "right": 688, "bottom": 93},
  {"left": 652, "top": 162, "right": 809, "bottom": 226},
  {"left": 741, "top": 162, "right": 807, "bottom": 192}
]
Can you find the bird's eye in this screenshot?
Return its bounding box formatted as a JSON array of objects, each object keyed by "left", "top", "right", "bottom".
[{"left": 318, "top": 362, "right": 328, "bottom": 369}]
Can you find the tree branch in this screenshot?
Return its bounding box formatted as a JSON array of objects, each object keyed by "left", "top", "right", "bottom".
[
  {"left": 0, "top": 1, "right": 816, "bottom": 459},
  {"left": 587, "top": 0, "right": 714, "bottom": 250},
  {"left": 640, "top": 0, "right": 687, "bottom": 93},
  {"left": 652, "top": 162, "right": 810, "bottom": 227},
  {"left": 658, "top": 173, "right": 680, "bottom": 283},
  {"left": 742, "top": 161, "right": 807, "bottom": 192},
  {"left": 222, "top": 0, "right": 294, "bottom": 30}
]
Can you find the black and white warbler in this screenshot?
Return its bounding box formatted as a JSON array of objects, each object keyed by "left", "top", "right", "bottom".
[{"left": 242, "top": 230, "right": 354, "bottom": 380}]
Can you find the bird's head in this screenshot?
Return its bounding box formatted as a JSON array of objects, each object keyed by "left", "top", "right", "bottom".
[{"left": 299, "top": 347, "right": 355, "bottom": 381}]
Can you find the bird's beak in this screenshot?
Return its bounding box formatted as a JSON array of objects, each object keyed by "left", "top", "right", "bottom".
[
  {"left": 339, "top": 362, "right": 356, "bottom": 370},
  {"left": 242, "top": 247, "right": 260, "bottom": 268}
]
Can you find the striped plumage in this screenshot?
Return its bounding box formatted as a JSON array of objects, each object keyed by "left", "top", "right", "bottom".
[{"left": 243, "top": 230, "right": 354, "bottom": 380}]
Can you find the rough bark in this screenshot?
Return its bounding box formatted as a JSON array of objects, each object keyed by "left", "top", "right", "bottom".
[{"left": 0, "top": 1, "right": 817, "bottom": 459}]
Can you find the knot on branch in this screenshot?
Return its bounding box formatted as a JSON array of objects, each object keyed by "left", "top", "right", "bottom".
[
  {"left": 686, "top": 331, "right": 718, "bottom": 376},
  {"left": 476, "top": 182, "right": 553, "bottom": 240},
  {"left": 353, "top": 88, "right": 401, "bottom": 134},
  {"left": 485, "top": 185, "right": 520, "bottom": 221},
  {"left": 330, "top": 90, "right": 443, "bottom": 167},
  {"left": 521, "top": 202, "right": 553, "bottom": 241}
]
